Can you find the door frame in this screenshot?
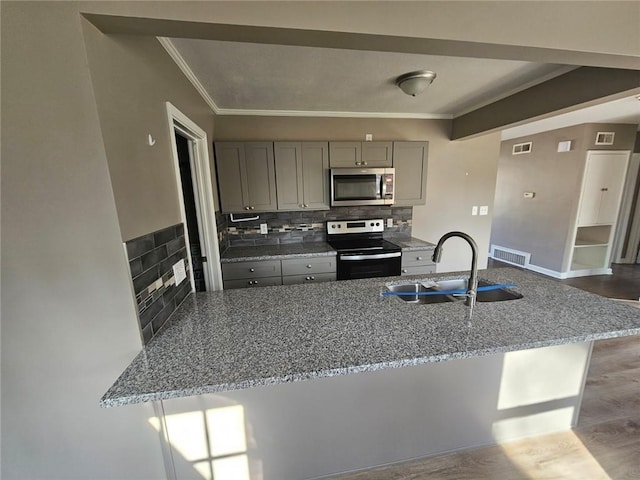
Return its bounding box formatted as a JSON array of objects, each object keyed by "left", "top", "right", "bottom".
[
  {"left": 166, "top": 102, "right": 222, "bottom": 291},
  {"left": 613, "top": 152, "right": 640, "bottom": 263}
]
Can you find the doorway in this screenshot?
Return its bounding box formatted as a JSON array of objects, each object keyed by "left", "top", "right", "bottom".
[
  {"left": 174, "top": 132, "right": 206, "bottom": 291},
  {"left": 166, "top": 102, "right": 223, "bottom": 291}
]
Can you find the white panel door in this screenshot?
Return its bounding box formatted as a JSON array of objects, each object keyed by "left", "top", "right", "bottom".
[{"left": 577, "top": 151, "right": 629, "bottom": 226}]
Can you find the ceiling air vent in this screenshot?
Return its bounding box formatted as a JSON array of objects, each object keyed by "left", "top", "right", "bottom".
[
  {"left": 595, "top": 132, "right": 615, "bottom": 145},
  {"left": 512, "top": 142, "right": 532, "bottom": 155}
]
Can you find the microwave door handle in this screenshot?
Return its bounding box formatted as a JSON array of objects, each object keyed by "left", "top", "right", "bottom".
[{"left": 381, "top": 175, "right": 386, "bottom": 198}]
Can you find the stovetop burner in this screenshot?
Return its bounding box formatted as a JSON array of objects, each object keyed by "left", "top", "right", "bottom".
[{"left": 326, "top": 219, "right": 401, "bottom": 254}]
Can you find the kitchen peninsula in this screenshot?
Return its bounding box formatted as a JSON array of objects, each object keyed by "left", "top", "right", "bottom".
[{"left": 101, "top": 267, "right": 640, "bottom": 479}]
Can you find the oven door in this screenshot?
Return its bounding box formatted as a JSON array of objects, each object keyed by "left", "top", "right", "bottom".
[{"left": 337, "top": 251, "right": 402, "bottom": 280}]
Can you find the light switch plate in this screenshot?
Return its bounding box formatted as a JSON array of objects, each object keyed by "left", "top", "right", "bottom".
[
  {"left": 386, "top": 218, "right": 393, "bottom": 228},
  {"left": 365, "top": 134, "right": 373, "bottom": 141},
  {"left": 173, "top": 259, "right": 187, "bottom": 286},
  {"left": 479, "top": 206, "right": 489, "bottom": 216},
  {"left": 471, "top": 206, "right": 478, "bottom": 216}
]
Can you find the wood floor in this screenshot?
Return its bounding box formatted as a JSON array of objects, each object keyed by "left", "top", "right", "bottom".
[{"left": 333, "top": 264, "right": 640, "bottom": 480}]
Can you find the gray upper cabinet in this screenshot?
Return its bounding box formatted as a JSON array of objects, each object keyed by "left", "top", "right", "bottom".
[
  {"left": 215, "top": 142, "right": 277, "bottom": 213},
  {"left": 362, "top": 142, "right": 393, "bottom": 167},
  {"left": 275, "top": 142, "right": 329, "bottom": 210},
  {"left": 393, "top": 141, "right": 428, "bottom": 206},
  {"left": 329, "top": 141, "right": 393, "bottom": 167}
]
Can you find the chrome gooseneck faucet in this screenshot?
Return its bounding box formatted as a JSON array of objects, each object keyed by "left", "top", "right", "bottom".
[{"left": 432, "top": 231, "right": 479, "bottom": 316}]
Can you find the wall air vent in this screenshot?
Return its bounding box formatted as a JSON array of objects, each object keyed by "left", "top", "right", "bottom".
[
  {"left": 490, "top": 245, "right": 531, "bottom": 267},
  {"left": 512, "top": 142, "right": 532, "bottom": 155},
  {"left": 595, "top": 132, "right": 615, "bottom": 145}
]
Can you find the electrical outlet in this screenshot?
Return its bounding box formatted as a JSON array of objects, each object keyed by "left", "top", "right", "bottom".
[
  {"left": 479, "top": 206, "right": 489, "bottom": 216},
  {"left": 386, "top": 218, "right": 394, "bottom": 228},
  {"left": 471, "top": 206, "right": 478, "bottom": 216},
  {"left": 260, "top": 223, "right": 268, "bottom": 234}
]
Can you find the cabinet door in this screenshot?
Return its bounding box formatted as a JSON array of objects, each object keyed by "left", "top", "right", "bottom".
[
  {"left": 214, "top": 142, "right": 248, "bottom": 213},
  {"left": 329, "top": 142, "right": 361, "bottom": 167},
  {"left": 301, "top": 142, "right": 330, "bottom": 209},
  {"left": 596, "top": 152, "right": 628, "bottom": 224},
  {"left": 393, "top": 141, "right": 428, "bottom": 206},
  {"left": 244, "top": 142, "right": 278, "bottom": 211},
  {"left": 578, "top": 151, "right": 629, "bottom": 225},
  {"left": 362, "top": 142, "right": 393, "bottom": 167},
  {"left": 275, "top": 142, "right": 304, "bottom": 210}
]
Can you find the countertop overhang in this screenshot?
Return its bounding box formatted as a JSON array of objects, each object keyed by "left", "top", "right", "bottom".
[{"left": 101, "top": 267, "right": 640, "bottom": 407}]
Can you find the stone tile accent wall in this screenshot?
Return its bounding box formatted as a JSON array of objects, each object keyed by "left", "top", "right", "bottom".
[
  {"left": 125, "top": 224, "right": 192, "bottom": 345},
  {"left": 218, "top": 206, "right": 413, "bottom": 249}
]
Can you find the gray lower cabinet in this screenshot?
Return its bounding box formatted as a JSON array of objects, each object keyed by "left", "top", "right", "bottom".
[
  {"left": 393, "top": 141, "right": 428, "bottom": 206},
  {"left": 222, "top": 260, "right": 283, "bottom": 289},
  {"left": 214, "top": 142, "right": 277, "bottom": 213},
  {"left": 401, "top": 248, "right": 436, "bottom": 275},
  {"left": 329, "top": 141, "right": 392, "bottom": 167},
  {"left": 223, "top": 257, "right": 336, "bottom": 289},
  {"left": 282, "top": 273, "right": 336, "bottom": 285},
  {"left": 274, "top": 142, "right": 329, "bottom": 210},
  {"left": 282, "top": 257, "right": 336, "bottom": 285}
]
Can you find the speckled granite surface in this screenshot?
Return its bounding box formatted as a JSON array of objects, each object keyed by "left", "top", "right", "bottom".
[
  {"left": 386, "top": 236, "right": 436, "bottom": 251},
  {"left": 101, "top": 267, "right": 640, "bottom": 407},
  {"left": 220, "top": 242, "right": 336, "bottom": 262}
]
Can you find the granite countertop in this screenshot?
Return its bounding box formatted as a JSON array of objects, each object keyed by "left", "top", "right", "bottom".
[
  {"left": 101, "top": 267, "right": 640, "bottom": 407},
  {"left": 386, "top": 236, "right": 436, "bottom": 251},
  {"left": 219, "top": 237, "right": 435, "bottom": 263},
  {"left": 220, "top": 242, "right": 336, "bottom": 263}
]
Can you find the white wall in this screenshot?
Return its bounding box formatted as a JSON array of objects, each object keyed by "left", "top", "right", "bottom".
[{"left": 1, "top": 3, "right": 164, "bottom": 478}]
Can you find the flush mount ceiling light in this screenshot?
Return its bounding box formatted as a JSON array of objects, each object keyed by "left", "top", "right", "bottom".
[{"left": 396, "top": 70, "right": 437, "bottom": 97}]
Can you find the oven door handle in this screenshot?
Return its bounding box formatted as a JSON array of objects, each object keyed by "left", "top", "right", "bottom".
[{"left": 340, "top": 252, "right": 401, "bottom": 261}]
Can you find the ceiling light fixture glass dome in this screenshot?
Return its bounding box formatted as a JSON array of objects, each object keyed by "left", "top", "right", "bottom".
[{"left": 396, "top": 70, "right": 437, "bottom": 97}]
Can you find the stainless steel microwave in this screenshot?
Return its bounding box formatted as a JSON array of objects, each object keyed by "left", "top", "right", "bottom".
[{"left": 330, "top": 168, "right": 395, "bottom": 206}]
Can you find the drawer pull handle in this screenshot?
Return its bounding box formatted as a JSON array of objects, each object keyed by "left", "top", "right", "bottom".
[
  {"left": 248, "top": 280, "right": 253, "bottom": 285},
  {"left": 249, "top": 268, "right": 255, "bottom": 272},
  {"left": 306, "top": 264, "right": 312, "bottom": 268},
  {"left": 402, "top": 269, "right": 407, "bottom": 273},
  {"left": 417, "top": 256, "right": 422, "bottom": 261},
  {"left": 311, "top": 276, "right": 315, "bottom": 280},
  {"left": 244, "top": 206, "right": 250, "bottom": 210}
]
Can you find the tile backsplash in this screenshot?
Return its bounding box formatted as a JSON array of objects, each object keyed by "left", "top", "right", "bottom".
[
  {"left": 125, "top": 223, "right": 192, "bottom": 345},
  {"left": 217, "top": 206, "right": 412, "bottom": 250}
]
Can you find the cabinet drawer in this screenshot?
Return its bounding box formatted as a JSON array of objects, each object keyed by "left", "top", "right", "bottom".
[
  {"left": 223, "top": 276, "right": 282, "bottom": 289},
  {"left": 402, "top": 250, "right": 435, "bottom": 267},
  {"left": 282, "top": 272, "right": 336, "bottom": 285},
  {"left": 281, "top": 257, "right": 336, "bottom": 276},
  {"left": 221, "top": 260, "right": 282, "bottom": 280},
  {"left": 401, "top": 266, "right": 436, "bottom": 276}
]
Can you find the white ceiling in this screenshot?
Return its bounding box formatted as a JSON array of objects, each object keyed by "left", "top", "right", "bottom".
[{"left": 167, "top": 37, "right": 640, "bottom": 134}]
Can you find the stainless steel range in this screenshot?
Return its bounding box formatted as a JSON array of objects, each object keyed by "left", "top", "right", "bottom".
[{"left": 326, "top": 219, "right": 402, "bottom": 280}]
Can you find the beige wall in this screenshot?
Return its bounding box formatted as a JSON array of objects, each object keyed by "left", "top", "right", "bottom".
[
  {"left": 1, "top": 2, "right": 165, "bottom": 478},
  {"left": 82, "top": 23, "right": 217, "bottom": 241},
  {"left": 214, "top": 116, "right": 500, "bottom": 271},
  {"left": 491, "top": 123, "right": 637, "bottom": 273}
]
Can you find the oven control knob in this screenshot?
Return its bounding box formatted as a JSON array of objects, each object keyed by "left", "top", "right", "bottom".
[
  {"left": 376, "top": 222, "right": 380, "bottom": 226},
  {"left": 370, "top": 222, "right": 374, "bottom": 227}
]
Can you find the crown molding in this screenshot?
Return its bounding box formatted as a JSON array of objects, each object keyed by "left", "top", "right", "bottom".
[
  {"left": 157, "top": 37, "right": 220, "bottom": 114},
  {"left": 214, "top": 108, "right": 452, "bottom": 119}
]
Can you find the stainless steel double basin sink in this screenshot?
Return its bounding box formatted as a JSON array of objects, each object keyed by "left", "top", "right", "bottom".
[{"left": 385, "top": 278, "right": 523, "bottom": 304}]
